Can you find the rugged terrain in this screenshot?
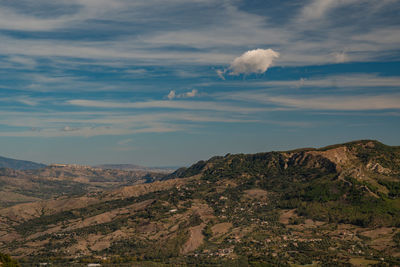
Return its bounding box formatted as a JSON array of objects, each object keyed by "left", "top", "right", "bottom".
[
  {"left": 0, "top": 140, "right": 399, "bottom": 266},
  {"left": 0, "top": 164, "right": 167, "bottom": 209}
]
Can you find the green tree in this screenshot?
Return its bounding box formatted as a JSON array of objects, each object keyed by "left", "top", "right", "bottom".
[{"left": 0, "top": 252, "right": 20, "bottom": 267}]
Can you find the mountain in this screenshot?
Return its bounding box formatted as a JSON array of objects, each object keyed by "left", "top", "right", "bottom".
[
  {"left": 0, "top": 140, "right": 399, "bottom": 266},
  {"left": 167, "top": 139, "right": 400, "bottom": 181},
  {"left": 0, "top": 164, "right": 167, "bottom": 208},
  {"left": 0, "top": 156, "right": 46, "bottom": 170},
  {"left": 95, "top": 163, "right": 176, "bottom": 173}
]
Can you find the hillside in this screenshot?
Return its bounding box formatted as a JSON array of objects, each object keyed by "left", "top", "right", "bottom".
[
  {"left": 0, "top": 164, "right": 168, "bottom": 208},
  {"left": 0, "top": 140, "right": 399, "bottom": 266},
  {"left": 0, "top": 156, "right": 45, "bottom": 170}
]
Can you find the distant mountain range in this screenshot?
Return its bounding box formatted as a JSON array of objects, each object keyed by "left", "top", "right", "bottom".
[
  {"left": 94, "top": 164, "right": 178, "bottom": 173},
  {"left": 0, "top": 155, "right": 178, "bottom": 173},
  {"left": 0, "top": 155, "right": 46, "bottom": 170},
  {"left": 0, "top": 163, "right": 169, "bottom": 209}
]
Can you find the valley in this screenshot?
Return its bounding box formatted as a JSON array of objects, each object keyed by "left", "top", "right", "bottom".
[{"left": 0, "top": 164, "right": 168, "bottom": 209}]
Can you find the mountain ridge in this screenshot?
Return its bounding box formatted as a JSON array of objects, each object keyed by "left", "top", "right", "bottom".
[
  {"left": 166, "top": 139, "right": 399, "bottom": 180},
  {"left": 0, "top": 156, "right": 46, "bottom": 170}
]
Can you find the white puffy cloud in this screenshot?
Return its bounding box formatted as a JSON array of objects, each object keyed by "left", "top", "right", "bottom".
[
  {"left": 183, "top": 89, "right": 198, "bottom": 98},
  {"left": 229, "top": 48, "right": 280, "bottom": 75},
  {"left": 167, "top": 90, "right": 176, "bottom": 100},
  {"left": 61, "top": 126, "right": 80, "bottom": 132},
  {"left": 166, "top": 89, "right": 198, "bottom": 99},
  {"left": 333, "top": 52, "right": 349, "bottom": 63},
  {"left": 216, "top": 69, "right": 226, "bottom": 80}
]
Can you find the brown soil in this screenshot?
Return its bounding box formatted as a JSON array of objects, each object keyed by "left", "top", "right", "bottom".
[
  {"left": 279, "top": 209, "right": 297, "bottom": 225},
  {"left": 211, "top": 222, "right": 232, "bottom": 238},
  {"left": 0, "top": 196, "right": 100, "bottom": 221},
  {"left": 107, "top": 178, "right": 193, "bottom": 199},
  {"left": 359, "top": 227, "right": 394, "bottom": 239},
  {"left": 181, "top": 223, "right": 205, "bottom": 254},
  {"left": 308, "top": 146, "right": 355, "bottom": 170},
  {"left": 244, "top": 189, "right": 268, "bottom": 200}
]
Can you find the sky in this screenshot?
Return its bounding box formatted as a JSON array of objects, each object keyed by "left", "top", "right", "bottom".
[{"left": 0, "top": 0, "right": 400, "bottom": 167}]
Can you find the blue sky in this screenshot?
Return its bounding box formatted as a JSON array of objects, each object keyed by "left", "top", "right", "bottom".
[{"left": 0, "top": 0, "right": 399, "bottom": 166}]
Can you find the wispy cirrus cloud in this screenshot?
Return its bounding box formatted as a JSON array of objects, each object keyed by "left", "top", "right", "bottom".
[
  {"left": 0, "top": 0, "right": 125, "bottom": 31},
  {"left": 259, "top": 74, "right": 400, "bottom": 88},
  {"left": 298, "top": 0, "right": 360, "bottom": 22},
  {"left": 0, "top": 7, "right": 74, "bottom": 31},
  {"left": 0, "top": 96, "right": 39, "bottom": 106},
  {"left": 206, "top": 73, "right": 400, "bottom": 90},
  {"left": 267, "top": 95, "right": 400, "bottom": 110},
  {"left": 225, "top": 91, "right": 400, "bottom": 111},
  {"left": 66, "top": 99, "right": 277, "bottom": 113},
  {"left": 0, "top": 126, "right": 173, "bottom": 138},
  {"left": 7, "top": 56, "right": 37, "bottom": 67},
  {"left": 0, "top": 105, "right": 264, "bottom": 138},
  {"left": 0, "top": 0, "right": 398, "bottom": 68}
]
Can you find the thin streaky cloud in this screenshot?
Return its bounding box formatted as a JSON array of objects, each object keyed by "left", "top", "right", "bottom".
[
  {"left": 226, "top": 92, "right": 400, "bottom": 111},
  {"left": 0, "top": 126, "right": 179, "bottom": 138},
  {"left": 260, "top": 74, "right": 400, "bottom": 88},
  {"left": 66, "top": 99, "right": 282, "bottom": 113},
  {"left": 268, "top": 95, "right": 400, "bottom": 110},
  {"left": 206, "top": 74, "right": 400, "bottom": 89},
  {"left": 0, "top": 109, "right": 262, "bottom": 138},
  {"left": 0, "top": 1, "right": 398, "bottom": 67}
]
